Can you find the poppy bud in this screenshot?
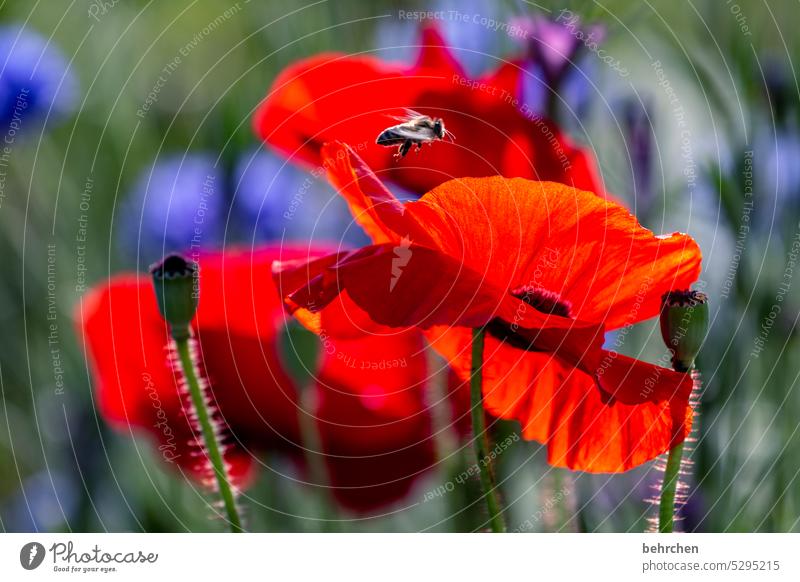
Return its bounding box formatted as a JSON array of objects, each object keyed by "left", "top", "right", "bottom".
[
  {"left": 150, "top": 253, "right": 199, "bottom": 340},
  {"left": 659, "top": 289, "right": 708, "bottom": 372}
]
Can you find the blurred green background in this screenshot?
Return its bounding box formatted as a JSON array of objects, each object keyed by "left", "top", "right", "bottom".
[{"left": 0, "top": 0, "right": 798, "bottom": 532}]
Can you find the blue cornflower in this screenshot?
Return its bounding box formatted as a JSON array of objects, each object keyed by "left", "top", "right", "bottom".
[
  {"left": 119, "top": 153, "right": 225, "bottom": 265},
  {"left": 233, "top": 148, "right": 369, "bottom": 246},
  {"left": 0, "top": 24, "right": 78, "bottom": 130}
]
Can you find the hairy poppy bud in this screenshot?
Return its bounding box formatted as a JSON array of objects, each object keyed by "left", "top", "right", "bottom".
[
  {"left": 150, "top": 253, "right": 199, "bottom": 339},
  {"left": 660, "top": 289, "right": 708, "bottom": 372}
]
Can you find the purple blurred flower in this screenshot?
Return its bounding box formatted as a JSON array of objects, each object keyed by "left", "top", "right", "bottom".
[
  {"left": 0, "top": 24, "right": 78, "bottom": 130},
  {"left": 520, "top": 56, "right": 596, "bottom": 121},
  {"left": 119, "top": 153, "right": 225, "bottom": 265},
  {"left": 622, "top": 98, "right": 655, "bottom": 218},
  {"left": 763, "top": 58, "right": 792, "bottom": 124},
  {"left": 517, "top": 13, "right": 605, "bottom": 87},
  {"left": 514, "top": 13, "right": 605, "bottom": 120},
  {"left": 677, "top": 488, "right": 708, "bottom": 532},
  {"left": 759, "top": 59, "right": 800, "bottom": 225}
]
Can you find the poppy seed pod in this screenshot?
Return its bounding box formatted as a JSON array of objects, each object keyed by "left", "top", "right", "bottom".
[
  {"left": 660, "top": 290, "right": 709, "bottom": 372},
  {"left": 150, "top": 254, "right": 199, "bottom": 339}
]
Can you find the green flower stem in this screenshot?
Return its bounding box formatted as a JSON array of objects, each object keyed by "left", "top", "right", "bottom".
[
  {"left": 470, "top": 327, "right": 506, "bottom": 533},
  {"left": 658, "top": 439, "right": 685, "bottom": 533},
  {"left": 174, "top": 332, "right": 243, "bottom": 533}
]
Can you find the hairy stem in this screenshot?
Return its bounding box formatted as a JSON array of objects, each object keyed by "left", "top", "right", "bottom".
[
  {"left": 175, "top": 334, "right": 243, "bottom": 533},
  {"left": 658, "top": 440, "right": 685, "bottom": 533},
  {"left": 658, "top": 369, "right": 701, "bottom": 533}
]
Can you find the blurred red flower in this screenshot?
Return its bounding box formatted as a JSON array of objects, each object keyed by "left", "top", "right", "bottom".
[
  {"left": 274, "top": 143, "right": 703, "bottom": 473},
  {"left": 75, "top": 246, "right": 436, "bottom": 512},
  {"left": 254, "top": 27, "right": 602, "bottom": 196},
  {"left": 315, "top": 330, "right": 434, "bottom": 511}
]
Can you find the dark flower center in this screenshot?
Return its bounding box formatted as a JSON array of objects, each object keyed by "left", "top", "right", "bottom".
[
  {"left": 511, "top": 285, "right": 573, "bottom": 318},
  {"left": 485, "top": 286, "right": 573, "bottom": 350}
]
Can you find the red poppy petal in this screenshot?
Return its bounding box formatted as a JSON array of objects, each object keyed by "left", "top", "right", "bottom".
[
  {"left": 317, "top": 292, "right": 400, "bottom": 339},
  {"left": 413, "top": 25, "right": 465, "bottom": 76},
  {"left": 320, "top": 141, "right": 429, "bottom": 245},
  {"left": 404, "top": 176, "right": 701, "bottom": 328},
  {"left": 77, "top": 275, "right": 176, "bottom": 428},
  {"left": 423, "top": 321, "right": 601, "bottom": 400},
  {"left": 276, "top": 243, "right": 587, "bottom": 332},
  {"left": 319, "top": 146, "right": 612, "bottom": 297},
  {"left": 478, "top": 60, "right": 524, "bottom": 101},
  {"left": 316, "top": 331, "right": 430, "bottom": 451},
  {"left": 195, "top": 328, "right": 301, "bottom": 450},
  {"left": 495, "top": 310, "right": 605, "bottom": 375},
  {"left": 499, "top": 129, "right": 605, "bottom": 197},
  {"left": 563, "top": 141, "right": 607, "bottom": 197},
  {"left": 595, "top": 349, "right": 693, "bottom": 448},
  {"left": 274, "top": 244, "right": 495, "bottom": 329},
  {"left": 337, "top": 244, "right": 506, "bottom": 329},
  {"left": 196, "top": 245, "right": 326, "bottom": 337},
  {"left": 276, "top": 242, "right": 607, "bottom": 377},
  {"left": 253, "top": 53, "right": 419, "bottom": 169},
  {"left": 323, "top": 443, "right": 435, "bottom": 512},
  {"left": 564, "top": 233, "right": 702, "bottom": 330},
  {"left": 273, "top": 250, "right": 350, "bottom": 332},
  {"left": 484, "top": 349, "right": 691, "bottom": 472},
  {"left": 424, "top": 329, "right": 692, "bottom": 472},
  {"left": 315, "top": 331, "right": 436, "bottom": 512},
  {"left": 596, "top": 350, "right": 692, "bottom": 405}
]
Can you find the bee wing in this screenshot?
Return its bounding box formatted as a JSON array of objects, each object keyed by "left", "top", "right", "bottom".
[
  {"left": 388, "top": 125, "right": 438, "bottom": 141},
  {"left": 386, "top": 108, "right": 427, "bottom": 123}
]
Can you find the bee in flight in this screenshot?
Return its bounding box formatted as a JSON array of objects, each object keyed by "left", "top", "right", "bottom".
[{"left": 376, "top": 110, "right": 455, "bottom": 159}]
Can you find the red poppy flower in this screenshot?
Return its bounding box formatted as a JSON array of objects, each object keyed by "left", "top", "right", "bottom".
[
  {"left": 254, "top": 27, "right": 602, "bottom": 196},
  {"left": 273, "top": 143, "right": 703, "bottom": 473},
  {"left": 76, "top": 246, "right": 436, "bottom": 511},
  {"left": 314, "top": 330, "right": 435, "bottom": 511}
]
